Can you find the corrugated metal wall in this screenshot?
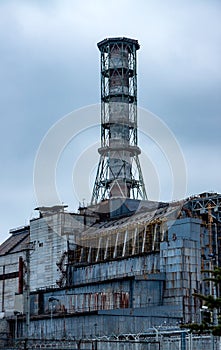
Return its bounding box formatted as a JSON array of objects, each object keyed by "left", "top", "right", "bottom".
[{"left": 30, "top": 278, "right": 164, "bottom": 315}]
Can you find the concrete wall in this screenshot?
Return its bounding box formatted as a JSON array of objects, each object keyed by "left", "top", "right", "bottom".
[
  {"left": 29, "top": 211, "right": 97, "bottom": 291},
  {"left": 0, "top": 213, "right": 206, "bottom": 339},
  {"left": 0, "top": 252, "right": 25, "bottom": 312},
  {"left": 30, "top": 276, "right": 164, "bottom": 316},
  {"left": 30, "top": 214, "right": 68, "bottom": 290},
  {"left": 0, "top": 318, "right": 10, "bottom": 348},
  {"left": 27, "top": 217, "right": 202, "bottom": 332},
  {"left": 160, "top": 218, "right": 201, "bottom": 323},
  {"left": 25, "top": 311, "right": 182, "bottom": 339},
  {"left": 71, "top": 254, "right": 160, "bottom": 285}
]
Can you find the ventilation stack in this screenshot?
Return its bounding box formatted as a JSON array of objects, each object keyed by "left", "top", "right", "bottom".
[{"left": 91, "top": 37, "right": 147, "bottom": 204}]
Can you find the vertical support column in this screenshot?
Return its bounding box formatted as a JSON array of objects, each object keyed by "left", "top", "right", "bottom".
[
  {"left": 152, "top": 224, "right": 157, "bottom": 251},
  {"left": 142, "top": 226, "right": 147, "bottom": 253},
  {"left": 87, "top": 246, "right": 92, "bottom": 263},
  {"left": 113, "top": 232, "right": 119, "bottom": 258},
  {"left": 95, "top": 238, "right": 101, "bottom": 262},
  {"left": 23, "top": 247, "right": 30, "bottom": 340},
  {"left": 1, "top": 265, "right": 5, "bottom": 312},
  {"left": 122, "top": 230, "right": 128, "bottom": 257},
  {"left": 132, "top": 226, "right": 137, "bottom": 255},
  {"left": 80, "top": 247, "right": 84, "bottom": 262},
  {"left": 129, "top": 279, "right": 134, "bottom": 309},
  {"left": 181, "top": 332, "right": 186, "bottom": 350},
  {"left": 18, "top": 257, "right": 24, "bottom": 294},
  {"left": 104, "top": 238, "right": 109, "bottom": 260}
]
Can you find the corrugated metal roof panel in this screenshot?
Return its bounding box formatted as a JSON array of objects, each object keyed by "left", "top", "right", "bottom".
[{"left": 79, "top": 203, "right": 183, "bottom": 242}]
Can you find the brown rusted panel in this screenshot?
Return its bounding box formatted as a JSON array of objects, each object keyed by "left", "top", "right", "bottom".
[
  {"left": 101, "top": 293, "right": 107, "bottom": 309},
  {"left": 120, "top": 292, "right": 129, "bottom": 308},
  {"left": 125, "top": 292, "right": 129, "bottom": 308},
  {"left": 0, "top": 271, "right": 18, "bottom": 281},
  {"left": 18, "top": 256, "right": 23, "bottom": 294},
  {"left": 114, "top": 292, "right": 121, "bottom": 309},
  {"left": 94, "top": 293, "right": 98, "bottom": 311}
]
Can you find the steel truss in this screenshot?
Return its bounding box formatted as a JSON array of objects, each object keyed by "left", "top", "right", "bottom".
[{"left": 91, "top": 37, "right": 147, "bottom": 204}]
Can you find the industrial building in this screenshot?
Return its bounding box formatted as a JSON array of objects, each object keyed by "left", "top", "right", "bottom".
[{"left": 0, "top": 37, "right": 220, "bottom": 349}]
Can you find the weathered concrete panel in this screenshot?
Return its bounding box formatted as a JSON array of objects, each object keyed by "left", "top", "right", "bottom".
[
  {"left": 72, "top": 254, "right": 159, "bottom": 285},
  {"left": 30, "top": 214, "right": 68, "bottom": 290}
]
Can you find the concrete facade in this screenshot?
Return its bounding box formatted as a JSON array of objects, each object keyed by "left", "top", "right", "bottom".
[
  {"left": 0, "top": 226, "right": 29, "bottom": 313},
  {"left": 0, "top": 193, "right": 220, "bottom": 343},
  {"left": 160, "top": 218, "right": 201, "bottom": 323}
]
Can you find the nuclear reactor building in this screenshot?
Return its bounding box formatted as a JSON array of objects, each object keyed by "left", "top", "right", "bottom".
[{"left": 0, "top": 37, "right": 221, "bottom": 348}]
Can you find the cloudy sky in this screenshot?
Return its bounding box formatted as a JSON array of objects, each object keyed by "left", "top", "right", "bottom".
[{"left": 0, "top": 0, "right": 221, "bottom": 243}]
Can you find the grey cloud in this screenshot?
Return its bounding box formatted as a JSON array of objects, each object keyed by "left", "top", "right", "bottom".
[{"left": 0, "top": 0, "right": 220, "bottom": 241}]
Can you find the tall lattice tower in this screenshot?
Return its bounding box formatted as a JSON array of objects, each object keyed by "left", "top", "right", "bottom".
[{"left": 91, "top": 37, "right": 147, "bottom": 205}]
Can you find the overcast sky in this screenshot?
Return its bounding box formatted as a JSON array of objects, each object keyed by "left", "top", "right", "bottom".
[{"left": 0, "top": 0, "right": 221, "bottom": 243}]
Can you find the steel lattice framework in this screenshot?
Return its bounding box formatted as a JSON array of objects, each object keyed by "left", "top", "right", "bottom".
[{"left": 91, "top": 37, "right": 147, "bottom": 204}]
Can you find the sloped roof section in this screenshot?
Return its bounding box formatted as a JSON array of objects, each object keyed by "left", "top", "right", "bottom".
[
  {"left": 78, "top": 201, "right": 184, "bottom": 243},
  {"left": 0, "top": 226, "right": 29, "bottom": 255}
]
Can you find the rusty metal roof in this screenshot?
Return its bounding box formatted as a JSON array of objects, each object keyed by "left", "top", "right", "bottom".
[{"left": 78, "top": 201, "right": 184, "bottom": 243}]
